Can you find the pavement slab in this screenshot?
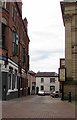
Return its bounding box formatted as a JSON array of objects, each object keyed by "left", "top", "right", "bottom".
[{"left": 2, "top": 95, "right": 76, "bottom": 119}]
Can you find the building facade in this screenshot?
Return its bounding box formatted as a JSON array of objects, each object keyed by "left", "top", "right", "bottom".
[
  {"left": 28, "top": 71, "right": 36, "bottom": 95},
  {"left": 60, "top": 1, "right": 77, "bottom": 99},
  {"left": 0, "top": 1, "right": 30, "bottom": 100},
  {"left": 59, "top": 58, "right": 65, "bottom": 93},
  {"left": 36, "top": 72, "right": 59, "bottom": 94}
]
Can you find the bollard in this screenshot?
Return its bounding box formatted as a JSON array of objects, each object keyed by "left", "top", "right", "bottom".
[{"left": 69, "top": 92, "right": 71, "bottom": 102}]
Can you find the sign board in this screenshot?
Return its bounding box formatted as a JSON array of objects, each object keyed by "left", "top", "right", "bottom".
[
  {"left": 59, "top": 68, "right": 66, "bottom": 82},
  {"left": 60, "top": 58, "right": 65, "bottom": 68}
]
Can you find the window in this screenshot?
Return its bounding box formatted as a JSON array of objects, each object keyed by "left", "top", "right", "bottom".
[
  {"left": 32, "top": 86, "right": 35, "bottom": 91},
  {"left": 50, "top": 86, "right": 55, "bottom": 91},
  {"left": 41, "top": 86, "right": 44, "bottom": 91},
  {"left": 2, "top": 23, "right": 6, "bottom": 48},
  {"left": 41, "top": 78, "right": 44, "bottom": 83},
  {"left": 23, "top": 48, "right": 26, "bottom": 63},
  {"left": 12, "top": 31, "right": 18, "bottom": 56},
  {"left": 50, "top": 78, "right": 55, "bottom": 83},
  {"left": 2, "top": 0, "right": 6, "bottom": 8},
  {"left": 12, "top": 6, "right": 14, "bottom": 21},
  {"left": 32, "top": 82, "right": 36, "bottom": 86},
  {"left": 8, "top": 67, "right": 18, "bottom": 91},
  {"left": 8, "top": 74, "right": 12, "bottom": 90},
  {"left": 8, "top": 67, "right": 13, "bottom": 90},
  {"left": 8, "top": 69, "right": 18, "bottom": 90},
  {"left": 14, "top": 70, "right": 17, "bottom": 89},
  {"left": 14, "top": 8, "right": 17, "bottom": 24},
  {"left": 20, "top": 78, "right": 22, "bottom": 88}
]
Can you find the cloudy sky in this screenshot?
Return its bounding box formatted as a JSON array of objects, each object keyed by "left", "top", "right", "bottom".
[{"left": 22, "top": 0, "right": 65, "bottom": 73}]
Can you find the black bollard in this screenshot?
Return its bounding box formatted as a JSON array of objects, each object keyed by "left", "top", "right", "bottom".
[{"left": 69, "top": 92, "right": 71, "bottom": 102}]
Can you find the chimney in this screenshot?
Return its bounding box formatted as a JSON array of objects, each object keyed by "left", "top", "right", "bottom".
[
  {"left": 17, "top": 0, "right": 22, "bottom": 14},
  {"left": 23, "top": 17, "right": 28, "bottom": 31}
]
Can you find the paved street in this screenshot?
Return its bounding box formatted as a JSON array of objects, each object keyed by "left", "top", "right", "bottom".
[{"left": 2, "top": 95, "right": 76, "bottom": 119}]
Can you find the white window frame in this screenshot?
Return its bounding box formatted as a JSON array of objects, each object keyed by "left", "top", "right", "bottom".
[
  {"left": 41, "top": 78, "right": 44, "bottom": 83},
  {"left": 14, "top": 75, "right": 17, "bottom": 89},
  {"left": 50, "top": 78, "right": 55, "bottom": 83},
  {"left": 2, "top": 0, "right": 6, "bottom": 8},
  {"left": 8, "top": 73, "right": 12, "bottom": 90}
]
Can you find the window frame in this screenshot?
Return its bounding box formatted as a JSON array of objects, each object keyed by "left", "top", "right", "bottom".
[
  {"left": 14, "top": 75, "right": 17, "bottom": 89},
  {"left": 8, "top": 74, "right": 12, "bottom": 90},
  {"left": 41, "top": 86, "right": 44, "bottom": 91},
  {"left": 12, "top": 31, "right": 18, "bottom": 56},
  {"left": 41, "top": 78, "right": 44, "bottom": 83},
  {"left": 50, "top": 78, "right": 55, "bottom": 83},
  {"left": 2, "top": 23, "right": 6, "bottom": 48},
  {"left": 23, "top": 48, "right": 26, "bottom": 64},
  {"left": 2, "top": 0, "right": 6, "bottom": 9},
  {"left": 12, "top": 6, "right": 15, "bottom": 21},
  {"left": 50, "top": 86, "right": 55, "bottom": 91}
]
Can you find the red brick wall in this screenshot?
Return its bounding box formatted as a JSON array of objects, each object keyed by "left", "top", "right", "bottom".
[{"left": 2, "top": 2, "right": 29, "bottom": 96}]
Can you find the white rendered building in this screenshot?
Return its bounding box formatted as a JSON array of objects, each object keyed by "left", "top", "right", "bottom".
[{"left": 36, "top": 72, "right": 59, "bottom": 94}]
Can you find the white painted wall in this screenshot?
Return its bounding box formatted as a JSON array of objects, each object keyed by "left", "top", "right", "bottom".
[{"left": 36, "top": 77, "right": 59, "bottom": 92}]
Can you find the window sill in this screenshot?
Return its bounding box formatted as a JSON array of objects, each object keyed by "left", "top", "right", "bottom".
[{"left": 7, "top": 89, "right": 18, "bottom": 93}]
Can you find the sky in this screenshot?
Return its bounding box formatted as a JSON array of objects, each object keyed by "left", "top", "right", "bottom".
[{"left": 22, "top": 0, "right": 65, "bottom": 73}]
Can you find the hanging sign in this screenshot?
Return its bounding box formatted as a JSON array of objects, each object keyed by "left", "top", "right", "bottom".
[{"left": 59, "top": 68, "right": 66, "bottom": 82}]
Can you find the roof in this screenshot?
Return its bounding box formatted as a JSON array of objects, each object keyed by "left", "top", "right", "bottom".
[
  {"left": 35, "top": 72, "right": 58, "bottom": 77},
  {"left": 28, "top": 70, "right": 36, "bottom": 76}
]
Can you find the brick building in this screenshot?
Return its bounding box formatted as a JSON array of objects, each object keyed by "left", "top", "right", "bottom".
[{"left": 0, "top": 0, "right": 30, "bottom": 100}]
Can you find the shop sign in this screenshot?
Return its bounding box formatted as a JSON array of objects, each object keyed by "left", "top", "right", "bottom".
[{"left": 59, "top": 68, "right": 66, "bottom": 82}]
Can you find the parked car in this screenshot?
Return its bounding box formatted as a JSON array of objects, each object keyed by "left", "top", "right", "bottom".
[
  {"left": 44, "top": 91, "right": 51, "bottom": 95},
  {"left": 51, "top": 91, "right": 59, "bottom": 98},
  {"left": 38, "top": 91, "right": 45, "bottom": 96}
]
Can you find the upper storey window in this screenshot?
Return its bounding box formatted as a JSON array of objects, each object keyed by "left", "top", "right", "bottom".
[
  {"left": 12, "top": 31, "right": 18, "bottom": 56},
  {"left": 2, "top": 0, "right": 6, "bottom": 9},
  {"left": 12, "top": 6, "right": 14, "bottom": 20},
  {"left": 2, "top": 23, "right": 6, "bottom": 48},
  {"left": 50, "top": 78, "right": 55, "bottom": 83},
  {"left": 41, "top": 78, "right": 44, "bottom": 83},
  {"left": 23, "top": 48, "right": 26, "bottom": 64}
]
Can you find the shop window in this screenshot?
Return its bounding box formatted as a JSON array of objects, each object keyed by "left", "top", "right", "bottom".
[
  {"left": 8, "top": 67, "right": 13, "bottom": 90},
  {"left": 20, "top": 78, "right": 22, "bottom": 88},
  {"left": 8, "top": 68, "right": 18, "bottom": 91},
  {"left": 50, "top": 78, "right": 55, "bottom": 83},
  {"left": 12, "top": 31, "right": 18, "bottom": 56},
  {"left": 8, "top": 74, "right": 12, "bottom": 90},
  {"left": 14, "top": 70, "right": 17, "bottom": 89}
]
